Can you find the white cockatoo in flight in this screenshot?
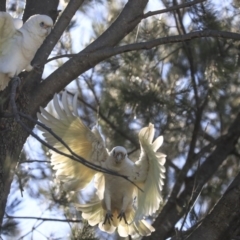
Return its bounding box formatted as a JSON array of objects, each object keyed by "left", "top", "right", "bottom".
[
  {"left": 0, "top": 12, "right": 53, "bottom": 90},
  {"left": 37, "top": 91, "right": 166, "bottom": 239}
]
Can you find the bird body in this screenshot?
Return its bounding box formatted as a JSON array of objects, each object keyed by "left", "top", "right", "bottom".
[
  {"left": 37, "top": 91, "right": 166, "bottom": 238},
  {"left": 103, "top": 149, "right": 135, "bottom": 219},
  {"left": 0, "top": 12, "right": 53, "bottom": 90}
]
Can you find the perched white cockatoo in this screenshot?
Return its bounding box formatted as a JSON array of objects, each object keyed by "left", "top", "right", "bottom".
[
  {"left": 0, "top": 12, "right": 53, "bottom": 91},
  {"left": 37, "top": 91, "right": 166, "bottom": 239}
]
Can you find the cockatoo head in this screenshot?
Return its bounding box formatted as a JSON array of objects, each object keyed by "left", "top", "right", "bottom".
[
  {"left": 110, "top": 146, "right": 127, "bottom": 164},
  {"left": 24, "top": 14, "right": 53, "bottom": 38}
]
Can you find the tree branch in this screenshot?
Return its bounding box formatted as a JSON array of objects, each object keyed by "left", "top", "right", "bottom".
[
  {"left": 185, "top": 172, "right": 240, "bottom": 240},
  {"left": 143, "top": 0, "right": 206, "bottom": 19},
  {"left": 5, "top": 214, "right": 82, "bottom": 223},
  {"left": 46, "top": 53, "right": 76, "bottom": 63},
  {"left": 159, "top": 96, "right": 207, "bottom": 221},
  {"left": 19, "top": 160, "right": 51, "bottom": 164},
  {"left": 0, "top": 0, "right": 6, "bottom": 11},
  {"left": 174, "top": 1, "right": 200, "bottom": 107},
  {"left": 32, "top": 0, "right": 85, "bottom": 66},
  {"left": 110, "top": 30, "right": 240, "bottom": 53},
  {"left": 23, "top": 0, "right": 59, "bottom": 22}
]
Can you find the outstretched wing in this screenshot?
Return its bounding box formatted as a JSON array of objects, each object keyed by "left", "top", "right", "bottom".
[
  {"left": 37, "top": 91, "right": 109, "bottom": 190},
  {"left": 130, "top": 123, "right": 166, "bottom": 221},
  {"left": 0, "top": 12, "right": 20, "bottom": 55}
]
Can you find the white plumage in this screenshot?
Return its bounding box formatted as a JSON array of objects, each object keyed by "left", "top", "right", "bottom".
[
  {"left": 37, "top": 91, "right": 166, "bottom": 238},
  {"left": 0, "top": 12, "right": 53, "bottom": 90}
]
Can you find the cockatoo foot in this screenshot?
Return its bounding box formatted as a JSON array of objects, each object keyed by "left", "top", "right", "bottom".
[
  {"left": 10, "top": 76, "right": 21, "bottom": 88},
  {"left": 33, "top": 64, "right": 43, "bottom": 74},
  {"left": 103, "top": 212, "right": 113, "bottom": 225},
  {"left": 117, "top": 211, "right": 128, "bottom": 224}
]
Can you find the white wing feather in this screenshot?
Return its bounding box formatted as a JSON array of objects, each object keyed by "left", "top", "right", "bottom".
[
  {"left": 13, "top": 18, "right": 23, "bottom": 29},
  {"left": 131, "top": 123, "right": 166, "bottom": 221},
  {"left": 37, "top": 91, "right": 109, "bottom": 190},
  {"left": 0, "top": 12, "right": 18, "bottom": 90},
  {"left": 0, "top": 12, "right": 17, "bottom": 52},
  {"left": 38, "top": 92, "right": 162, "bottom": 238}
]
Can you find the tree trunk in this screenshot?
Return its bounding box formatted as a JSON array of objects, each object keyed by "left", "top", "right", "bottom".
[
  {"left": 0, "top": 0, "right": 6, "bottom": 11},
  {"left": 0, "top": 0, "right": 59, "bottom": 228}
]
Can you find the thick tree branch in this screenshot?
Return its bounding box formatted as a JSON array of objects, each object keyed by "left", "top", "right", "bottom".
[
  {"left": 32, "top": 0, "right": 85, "bottom": 66},
  {"left": 83, "top": 0, "right": 148, "bottom": 52},
  {"left": 23, "top": 0, "right": 59, "bottom": 21},
  {"left": 0, "top": 0, "right": 6, "bottom": 11},
  {"left": 185, "top": 172, "right": 240, "bottom": 240}
]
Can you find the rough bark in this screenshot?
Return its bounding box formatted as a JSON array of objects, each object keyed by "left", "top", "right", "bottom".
[
  {"left": 23, "top": 0, "right": 59, "bottom": 22},
  {"left": 0, "top": 0, "right": 6, "bottom": 11},
  {"left": 185, "top": 172, "right": 240, "bottom": 240}
]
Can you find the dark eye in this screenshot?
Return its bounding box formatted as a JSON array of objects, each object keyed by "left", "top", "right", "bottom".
[
  {"left": 40, "top": 22, "right": 44, "bottom": 27},
  {"left": 113, "top": 150, "right": 115, "bottom": 155}
]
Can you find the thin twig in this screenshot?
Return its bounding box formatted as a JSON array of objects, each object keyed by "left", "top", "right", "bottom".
[
  {"left": 5, "top": 214, "right": 82, "bottom": 223},
  {"left": 174, "top": 4, "right": 199, "bottom": 108},
  {"left": 19, "top": 112, "right": 114, "bottom": 173},
  {"left": 14, "top": 171, "right": 24, "bottom": 197},
  {"left": 167, "top": 97, "right": 208, "bottom": 204},
  {"left": 19, "top": 160, "right": 51, "bottom": 164},
  {"left": 143, "top": 0, "right": 206, "bottom": 18},
  {"left": 46, "top": 53, "right": 76, "bottom": 63},
  {"left": 66, "top": 91, "right": 139, "bottom": 147}
]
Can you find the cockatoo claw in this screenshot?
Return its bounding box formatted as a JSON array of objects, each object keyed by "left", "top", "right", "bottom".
[
  {"left": 33, "top": 64, "right": 43, "bottom": 74},
  {"left": 11, "top": 76, "right": 21, "bottom": 87},
  {"left": 103, "top": 212, "right": 113, "bottom": 225},
  {"left": 117, "top": 211, "right": 128, "bottom": 224}
]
